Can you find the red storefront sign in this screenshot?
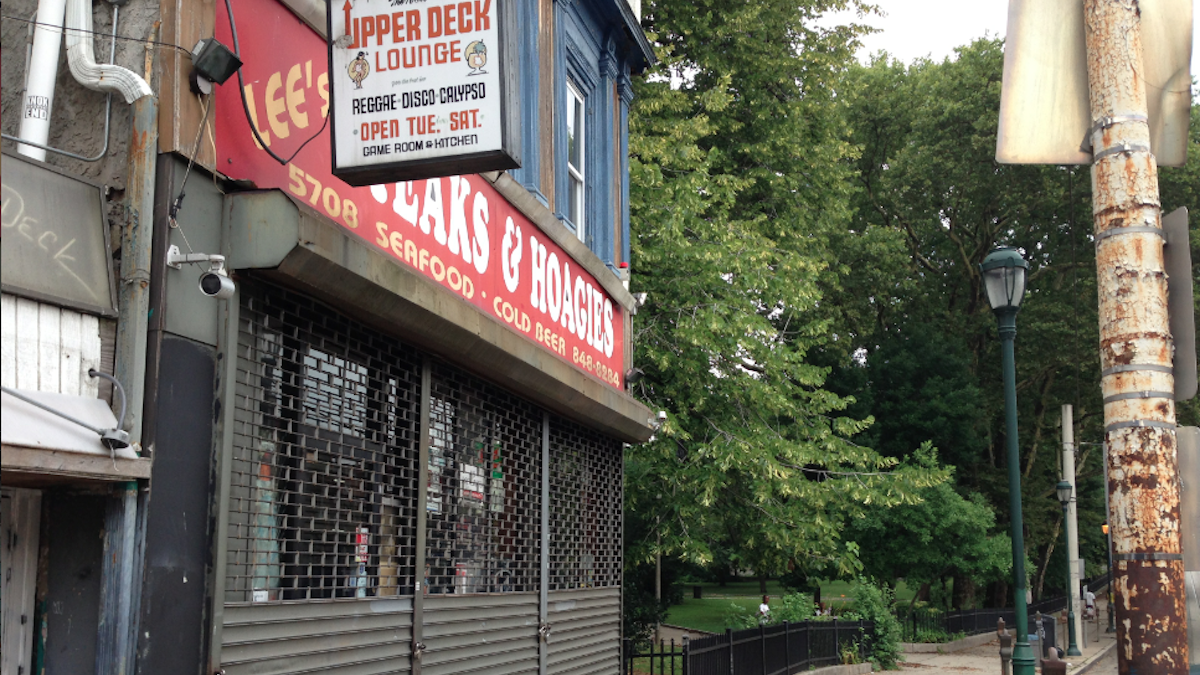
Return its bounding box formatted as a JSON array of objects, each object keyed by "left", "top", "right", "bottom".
[{"left": 214, "top": 0, "right": 623, "bottom": 388}]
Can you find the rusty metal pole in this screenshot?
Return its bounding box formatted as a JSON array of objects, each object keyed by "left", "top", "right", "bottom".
[{"left": 1082, "top": 2, "right": 1190, "bottom": 673}]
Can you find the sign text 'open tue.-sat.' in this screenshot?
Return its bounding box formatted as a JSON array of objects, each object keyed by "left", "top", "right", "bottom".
[{"left": 329, "top": 0, "right": 519, "bottom": 184}]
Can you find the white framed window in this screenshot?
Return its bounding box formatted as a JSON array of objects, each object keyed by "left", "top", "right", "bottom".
[{"left": 566, "top": 82, "right": 586, "bottom": 240}]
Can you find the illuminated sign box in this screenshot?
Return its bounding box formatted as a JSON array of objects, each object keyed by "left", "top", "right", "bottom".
[{"left": 327, "top": 0, "right": 521, "bottom": 186}]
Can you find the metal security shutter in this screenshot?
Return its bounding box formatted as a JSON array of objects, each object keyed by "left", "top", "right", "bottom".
[
  {"left": 546, "top": 418, "right": 622, "bottom": 674},
  {"left": 218, "top": 281, "right": 620, "bottom": 675},
  {"left": 223, "top": 284, "right": 421, "bottom": 674},
  {"left": 422, "top": 594, "right": 540, "bottom": 675},
  {"left": 420, "top": 361, "right": 542, "bottom": 673},
  {"left": 547, "top": 588, "right": 621, "bottom": 675},
  {"left": 220, "top": 600, "right": 414, "bottom": 675}
]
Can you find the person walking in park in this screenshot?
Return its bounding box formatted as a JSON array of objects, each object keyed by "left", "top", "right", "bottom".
[{"left": 758, "top": 595, "right": 771, "bottom": 625}]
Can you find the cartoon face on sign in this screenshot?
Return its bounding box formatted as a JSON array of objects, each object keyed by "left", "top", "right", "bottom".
[
  {"left": 465, "top": 41, "right": 487, "bottom": 75},
  {"left": 348, "top": 51, "right": 370, "bottom": 89}
]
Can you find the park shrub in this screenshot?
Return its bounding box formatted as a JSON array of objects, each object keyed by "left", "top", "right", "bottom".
[
  {"left": 773, "top": 592, "right": 816, "bottom": 624},
  {"left": 841, "top": 578, "right": 904, "bottom": 670},
  {"left": 912, "top": 628, "right": 951, "bottom": 643},
  {"left": 721, "top": 602, "right": 758, "bottom": 629}
]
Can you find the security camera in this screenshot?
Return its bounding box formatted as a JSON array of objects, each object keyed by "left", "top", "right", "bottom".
[
  {"left": 657, "top": 410, "right": 668, "bottom": 423},
  {"left": 199, "top": 269, "right": 235, "bottom": 299},
  {"left": 167, "top": 245, "right": 236, "bottom": 299}
]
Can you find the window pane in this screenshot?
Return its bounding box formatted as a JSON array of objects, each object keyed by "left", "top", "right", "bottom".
[
  {"left": 569, "top": 94, "right": 584, "bottom": 169},
  {"left": 567, "top": 100, "right": 578, "bottom": 171},
  {"left": 569, "top": 176, "right": 583, "bottom": 231}
]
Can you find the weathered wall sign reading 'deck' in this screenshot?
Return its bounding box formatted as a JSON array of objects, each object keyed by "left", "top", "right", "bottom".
[
  {"left": 1, "top": 151, "right": 117, "bottom": 317},
  {"left": 328, "top": 0, "right": 521, "bottom": 186}
]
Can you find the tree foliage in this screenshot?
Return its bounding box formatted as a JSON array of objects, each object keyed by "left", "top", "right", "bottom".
[
  {"left": 846, "top": 448, "right": 1011, "bottom": 595},
  {"left": 837, "top": 42, "right": 1200, "bottom": 600},
  {"left": 626, "top": 0, "right": 948, "bottom": 582},
  {"left": 626, "top": 0, "right": 1199, "bottom": 622}
]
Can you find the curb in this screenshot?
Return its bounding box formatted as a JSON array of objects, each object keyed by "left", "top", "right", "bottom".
[{"left": 1070, "top": 639, "right": 1117, "bottom": 675}]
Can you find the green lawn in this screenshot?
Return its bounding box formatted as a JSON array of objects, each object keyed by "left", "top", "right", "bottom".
[{"left": 664, "top": 578, "right": 914, "bottom": 634}]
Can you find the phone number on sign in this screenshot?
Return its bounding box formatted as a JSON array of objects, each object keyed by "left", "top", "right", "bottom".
[{"left": 573, "top": 347, "right": 620, "bottom": 387}]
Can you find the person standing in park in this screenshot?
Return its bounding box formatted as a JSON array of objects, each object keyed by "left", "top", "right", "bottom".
[{"left": 758, "top": 595, "right": 771, "bottom": 625}]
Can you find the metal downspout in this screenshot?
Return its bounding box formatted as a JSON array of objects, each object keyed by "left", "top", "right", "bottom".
[
  {"left": 100, "top": 23, "right": 158, "bottom": 675},
  {"left": 117, "top": 24, "right": 159, "bottom": 446}
]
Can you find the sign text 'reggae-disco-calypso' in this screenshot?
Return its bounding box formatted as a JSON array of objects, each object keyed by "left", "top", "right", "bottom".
[{"left": 329, "top": 0, "right": 517, "bottom": 181}]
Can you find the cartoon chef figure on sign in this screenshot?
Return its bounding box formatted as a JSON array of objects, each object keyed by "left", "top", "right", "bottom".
[
  {"left": 348, "top": 51, "right": 370, "bottom": 89},
  {"left": 465, "top": 41, "right": 487, "bottom": 76}
]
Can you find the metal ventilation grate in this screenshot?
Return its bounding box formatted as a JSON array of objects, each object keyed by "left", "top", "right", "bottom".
[
  {"left": 227, "top": 284, "right": 422, "bottom": 602},
  {"left": 548, "top": 417, "right": 623, "bottom": 590}
]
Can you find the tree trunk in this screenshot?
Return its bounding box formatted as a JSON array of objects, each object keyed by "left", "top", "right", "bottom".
[
  {"left": 984, "top": 580, "right": 1008, "bottom": 609},
  {"left": 758, "top": 574, "right": 767, "bottom": 595},
  {"left": 908, "top": 581, "right": 931, "bottom": 611},
  {"left": 1021, "top": 371, "right": 1056, "bottom": 478},
  {"left": 1035, "top": 517, "right": 1062, "bottom": 602},
  {"left": 952, "top": 574, "right": 976, "bottom": 610}
]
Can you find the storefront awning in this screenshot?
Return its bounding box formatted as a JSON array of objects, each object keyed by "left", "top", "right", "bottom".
[
  {"left": 2, "top": 389, "right": 151, "bottom": 485},
  {"left": 226, "top": 190, "right": 655, "bottom": 443}
]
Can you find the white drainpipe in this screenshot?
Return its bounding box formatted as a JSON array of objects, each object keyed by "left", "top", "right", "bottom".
[
  {"left": 17, "top": 0, "right": 152, "bottom": 161},
  {"left": 65, "top": 0, "right": 152, "bottom": 103},
  {"left": 17, "top": 0, "right": 68, "bottom": 160}
]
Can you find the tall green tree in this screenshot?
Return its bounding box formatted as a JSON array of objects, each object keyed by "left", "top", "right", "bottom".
[
  {"left": 626, "top": 0, "right": 947, "bottom": 587},
  {"left": 847, "top": 453, "right": 1011, "bottom": 609},
  {"left": 838, "top": 40, "right": 1129, "bottom": 601}
]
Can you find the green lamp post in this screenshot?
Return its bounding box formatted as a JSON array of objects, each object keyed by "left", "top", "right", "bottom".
[
  {"left": 1055, "top": 480, "right": 1083, "bottom": 656},
  {"left": 981, "top": 246, "right": 1036, "bottom": 675}
]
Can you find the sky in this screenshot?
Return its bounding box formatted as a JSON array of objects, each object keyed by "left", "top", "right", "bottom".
[{"left": 824, "top": 0, "right": 1199, "bottom": 79}]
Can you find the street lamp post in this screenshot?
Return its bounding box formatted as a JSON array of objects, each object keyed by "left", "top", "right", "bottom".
[
  {"left": 1055, "top": 480, "right": 1082, "bottom": 656},
  {"left": 1101, "top": 521, "right": 1115, "bottom": 633},
  {"left": 981, "top": 247, "right": 1035, "bottom": 675}
]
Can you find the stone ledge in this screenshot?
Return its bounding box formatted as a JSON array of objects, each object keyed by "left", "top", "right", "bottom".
[
  {"left": 903, "top": 630, "right": 997, "bottom": 653},
  {"left": 808, "top": 662, "right": 873, "bottom": 675}
]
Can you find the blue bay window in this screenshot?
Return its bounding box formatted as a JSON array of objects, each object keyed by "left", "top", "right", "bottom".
[{"left": 508, "top": 0, "right": 652, "bottom": 277}]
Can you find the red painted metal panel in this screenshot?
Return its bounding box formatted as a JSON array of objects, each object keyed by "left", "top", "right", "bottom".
[{"left": 214, "top": 0, "right": 623, "bottom": 389}]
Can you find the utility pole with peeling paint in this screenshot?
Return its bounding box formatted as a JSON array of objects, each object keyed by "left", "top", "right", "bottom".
[{"left": 1083, "top": 1, "right": 1190, "bottom": 673}]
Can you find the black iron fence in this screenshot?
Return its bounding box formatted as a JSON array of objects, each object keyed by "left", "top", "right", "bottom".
[
  {"left": 622, "top": 620, "right": 874, "bottom": 675},
  {"left": 897, "top": 608, "right": 1056, "bottom": 647},
  {"left": 894, "top": 571, "right": 1111, "bottom": 645}
]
